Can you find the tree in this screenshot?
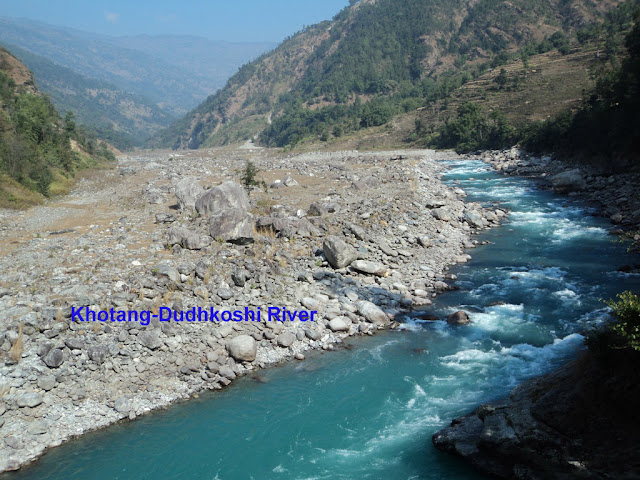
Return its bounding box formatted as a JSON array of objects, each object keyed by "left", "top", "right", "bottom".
[{"left": 495, "top": 68, "right": 508, "bottom": 89}]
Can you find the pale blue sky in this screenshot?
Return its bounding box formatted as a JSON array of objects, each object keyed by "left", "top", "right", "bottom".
[{"left": 0, "top": 0, "right": 350, "bottom": 42}]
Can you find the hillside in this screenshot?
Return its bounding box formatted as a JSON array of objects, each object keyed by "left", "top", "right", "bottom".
[
  {"left": 2, "top": 43, "right": 176, "bottom": 150},
  {"left": 0, "top": 47, "right": 114, "bottom": 208},
  {"left": 151, "top": 0, "right": 624, "bottom": 150},
  {"left": 0, "top": 17, "right": 274, "bottom": 115}
]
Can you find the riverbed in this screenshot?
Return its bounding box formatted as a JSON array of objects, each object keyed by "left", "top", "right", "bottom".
[{"left": 4, "top": 157, "right": 639, "bottom": 480}]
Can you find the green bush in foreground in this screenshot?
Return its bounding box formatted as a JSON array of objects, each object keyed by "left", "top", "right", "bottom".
[
  {"left": 607, "top": 291, "right": 640, "bottom": 351},
  {"left": 587, "top": 291, "right": 640, "bottom": 356}
]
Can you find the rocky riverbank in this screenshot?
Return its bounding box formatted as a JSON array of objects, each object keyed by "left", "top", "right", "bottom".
[
  {"left": 479, "top": 148, "right": 640, "bottom": 232},
  {"left": 0, "top": 148, "right": 503, "bottom": 472},
  {"left": 433, "top": 350, "right": 640, "bottom": 479}
]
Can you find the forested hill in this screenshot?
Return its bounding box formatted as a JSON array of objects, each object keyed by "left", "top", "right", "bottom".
[
  {"left": 150, "top": 0, "right": 622, "bottom": 150},
  {"left": 0, "top": 47, "right": 114, "bottom": 207}
]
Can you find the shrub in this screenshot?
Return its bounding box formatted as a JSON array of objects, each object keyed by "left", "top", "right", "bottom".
[{"left": 607, "top": 291, "right": 640, "bottom": 351}]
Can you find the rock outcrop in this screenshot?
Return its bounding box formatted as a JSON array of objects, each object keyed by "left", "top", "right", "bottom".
[{"left": 433, "top": 353, "right": 640, "bottom": 479}]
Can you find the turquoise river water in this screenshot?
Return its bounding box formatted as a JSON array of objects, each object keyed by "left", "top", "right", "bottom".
[{"left": 4, "top": 158, "right": 640, "bottom": 479}]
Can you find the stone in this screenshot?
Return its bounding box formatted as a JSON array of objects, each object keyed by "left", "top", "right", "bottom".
[
  {"left": 432, "top": 207, "right": 452, "bottom": 222},
  {"left": 37, "top": 375, "right": 56, "bottom": 391},
  {"left": 27, "top": 420, "right": 48, "bottom": 435},
  {"left": 356, "top": 301, "right": 390, "bottom": 326},
  {"left": 447, "top": 311, "right": 471, "bottom": 325},
  {"left": 232, "top": 269, "right": 248, "bottom": 287},
  {"left": 350, "top": 260, "right": 388, "bottom": 277},
  {"left": 418, "top": 236, "right": 432, "bottom": 247},
  {"left": 209, "top": 208, "right": 254, "bottom": 245},
  {"left": 308, "top": 202, "right": 327, "bottom": 217},
  {"left": 464, "top": 210, "right": 485, "bottom": 228},
  {"left": 323, "top": 236, "right": 357, "bottom": 269},
  {"left": 195, "top": 181, "right": 250, "bottom": 215},
  {"left": 550, "top": 169, "right": 586, "bottom": 192},
  {"left": 217, "top": 288, "right": 234, "bottom": 301},
  {"left": 227, "top": 335, "right": 257, "bottom": 362},
  {"left": 43, "top": 348, "right": 64, "bottom": 368},
  {"left": 138, "top": 331, "right": 162, "bottom": 350},
  {"left": 277, "top": 332, "right": 296, "bottom": 348},
  {"left": 305, "top": 328, "right": 321, "bottom": 341},
  {"left": 174, "top": 176, "right": 205, "bottom": 210},
  {"left": 283, "top": 176, "right": 299, "bottom": 187},
  {"left": 88, "top": 345, "right": 109, "bottom": 364},
  {"left": 328, "top": 317, "right": 349, "bottom": 332},
  {"left": 17, "top": 393, "right": 43, "bottom": 408},
  {"left": 114, "top": 397, "right": 130, "bottom": 413},
  {"left": 218, "top": 365, "right": 236, "bottom": 380}
]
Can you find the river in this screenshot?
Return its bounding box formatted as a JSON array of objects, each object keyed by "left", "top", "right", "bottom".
[{"left": 5, "top": 158, "right": 640, "bottom": 479}]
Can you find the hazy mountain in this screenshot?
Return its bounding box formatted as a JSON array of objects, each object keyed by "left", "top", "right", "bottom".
[
  {"left": 150, "top": 0, "right": 623, "bottom": 149},
  {"left": 2, "top": 43, "right": 176, "bottom": 150},
  {"left": 0, "top": 17, "right": 275, "bottom": 114}
]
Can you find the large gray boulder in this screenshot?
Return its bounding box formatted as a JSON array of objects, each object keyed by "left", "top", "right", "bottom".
[
  {"left": 43, "top": 348, "right": 64, "bottom": 368},
  {"left": 350, "top": 260, "right": 388, "bottom": 277},
  {"left": 138, "top": 331, "right": 162, "bottom": 350},
  {"left": 432, "top": 207, "right": 452, "bottom": 222},
  {"left": 323, "top": 236, "right": 357, "bottom": 269},
  {"left": 195, "top": 181, "right": 250, "bottom": 216},
  {"left": 227, "top": 335, "right": 257, "bottom": 362},
  {"left": 209, "top": 208, "right": 254, "bottom": 244},
  {"left": 174, "top": 176, "right": 204, "bottom": 210},
  {"left": 550, "top": 169, "right": 586, "bottom": 192},
  {"left": 356, "top": 301, "right": 390, "bottom": 326},
  {"left": 464, "top": 210, "right": 485, "bottom": 228},
  {"left": 447, "top": 311, "right": 471, "bottom": 325},
  {"left": 167, "top": 226, "right": 212, "bottom": 250}
]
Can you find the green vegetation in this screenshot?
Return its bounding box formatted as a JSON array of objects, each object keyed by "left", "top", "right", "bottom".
[
  {"left": 521, "top": 9, "right": 640, "bottom": 168},
  {"left": 586, "top": 291, "right": 640, "bottom": 360},
  {"left": 431, "top": 102, "right": 516, "bottom": 152},
  {"left": 154, "top": 0, "right": 621, "bottom": 150},
  {"left": 239, "top": 160, "right": 265, "bottom": 191},
  {"left": 2, "top": 43, "right": 176, "bottom": 150},
  {"left": 0, "top": 48, "right": 113, "bottom": 205},
  {"left": 429, "top": 4, "right": 640, "bottom": 163}
]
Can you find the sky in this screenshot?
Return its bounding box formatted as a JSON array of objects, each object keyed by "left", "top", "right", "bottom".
[{"left": 0, "top": 0, "right": 350, "bottom": 42}]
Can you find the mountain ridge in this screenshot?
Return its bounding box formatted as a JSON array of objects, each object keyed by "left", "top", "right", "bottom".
[{"left": 150, "top": 0, "right": 623, "bottom": 150}]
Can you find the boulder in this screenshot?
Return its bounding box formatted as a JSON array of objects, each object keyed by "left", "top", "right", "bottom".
[
  {"left": 114, "top": 397, "right": 130, "bottom": 414},
  {"left": 283, "top": 175, "right": 299, "bottom": 187},
  {"left": 195, "top": 181, "right": 250, "bottom": 215},
  {"left": 43, "top": 348, "right": 64, "bottom": 368},
  {"left": 350, "top": 260, "right": 388, "bottom": 277},
  {"left": 464, "top": 210, "right": 486, "bottom": 228},
  {"left": 87, "top": 345, "right": 109, "bottom": 364},
  {"left": 550, "top": 169, "right": 586, "bottom": 192},
  {"left": 174, "top": 176, "right": 204, "bottom": 210},
  {"left": 37, "top": 375, "right": 56, "bottom": 391},
  {"left": 323, "top": 236, "right": 357, "bottom": 269},
  {"left": 447, "top": 311, "right": 471, "bottom": 325},
  {"left": 209, "top": 208, "right": 254, "bottom": 244},
  {"left": 227, "top": 335, "right": 257, "bottom": 362},
  {"left": 308, "top": 202, "right": 327, "bottom": 217},
  {"left": 328, "top": 317, "right": 350, "bottom": 332},
  {"left": 356, "top": 301, "right": 390, "bottom": 326},
  {"left": 17, "top": 393, "right": 43, "bottom": 408},
  {"left": 432, "top": 207, "right": 452, "bottom": 222},
  {"left": 277, "top": 332, "right": 296, "bottom": 348},
  {"left": 138, "top": 331, "right": 162, "bottom": 350}
]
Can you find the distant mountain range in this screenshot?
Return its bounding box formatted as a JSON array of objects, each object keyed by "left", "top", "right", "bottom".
[{"left": 0, "top": 17, "right": 275, "bottom": 148}]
